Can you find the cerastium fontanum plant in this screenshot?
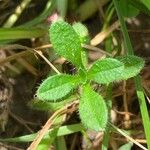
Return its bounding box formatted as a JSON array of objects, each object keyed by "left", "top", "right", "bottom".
[{"left": 36, "top": 20, "right": 144, "bottom": 131}]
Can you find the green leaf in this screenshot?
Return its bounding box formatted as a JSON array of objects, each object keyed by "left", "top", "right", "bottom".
[
  {"left": 73, "top": 22, "right": 89, "bottom": 68},
  {"left": 72, "top": 22, "right": 89, "bottom": 44},
  {"left": 87, "top": 58, "right": 124, "bottom": 84},
  {"left": 129, "top": 0, "right": 150, "bottom": 15},
  {"left": 0, "top": 124, "right": 84, "bottom": 143},
  {"left": 36, "top": 74, "right": 80, "bottom": 101},
  {"left": 49, "top": 20, "right": 83, "bottom": 68},
  {"left": 118, "top": 142, "right": 133, "bottom": 150},
  {"left": 55, "top": 137, "right": 67, "bottom": 150},
  {"left": 0, "top": 28, "right": 46, "bottom": 41},
  {"left": 79, "top": 84, "right": 108, "bottom": 131},
  {"left": 116, "top": 55, "right": 144, "bottom": 80},
  {"left": 118, "top": 0, "right": 140, "bottom": 17},
  {"left": 140, "top": 0, "right": 150, "bottom": 10},
  {"left": 37, "top": 140, "right": 51, "bottom": 150}
]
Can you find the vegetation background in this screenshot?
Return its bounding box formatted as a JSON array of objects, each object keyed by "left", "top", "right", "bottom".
[{"left": 0, "top": 0, "right": 150, "bottom": 150}]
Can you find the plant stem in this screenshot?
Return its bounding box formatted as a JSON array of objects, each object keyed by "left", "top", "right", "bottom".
[
  {"left": 57, "top": 0, "right": 68, "bottom": 19},
  {"left": 113, "top": 0, "right": 150, "bottom": 149},
  {"left": 102, "top": 2, "right": 115, "bottom": 30}
]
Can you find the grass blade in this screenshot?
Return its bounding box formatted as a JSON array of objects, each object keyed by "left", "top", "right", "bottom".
[{"left": 113, "top": 0, "right": 150, "bottom": 149}]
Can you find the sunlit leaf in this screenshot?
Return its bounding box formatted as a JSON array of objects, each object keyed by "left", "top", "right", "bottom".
[
  {"left": 118, "top": 142, "right": 133, "bottom": 150},
  {"left": 72, "top": 22, "right": 89, "bottom": 44},
  {"left": 79, "top": 84, "right": 108, "bottom": 131},
  {"left": 140, "top": 0, "right": 150, "bottom": 10},
  {"left": 49, "top": 20, "right": 83, "bottom": 68},
  {"left": 116, "top": 55, "right": 144, "bottom": 80},
  {"left": 0, "top": 124, "right": 84, "bottom": 143},
  {"left": 36, "top": 74, "right": 80, "bottom": 101},
  {"left": 87, "top": 58, "right": 124, "bottom": 84}
]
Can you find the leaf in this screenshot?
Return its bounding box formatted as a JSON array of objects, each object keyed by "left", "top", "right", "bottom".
[
  {"left": 87, "top": 56, "right": 144, "bottom": 84},
  {"left": 72, "top": 22, "right": 89, "bottom": 44},
  {"left": 0, "top": 28, "right": 46, "bottom": 41},
  {"left": 0, "top": 124, "right": 84, "bottom": 142},
  {"left": 49, "top": 20, "right": 83, "bottom": 68},
  {"left": 37, "top": 140, "right": 51, "bottom": 150},
  {"left": 73, "top": 22, "right": 89, "bottom": 68},
  {"left": 140, "top": 0, "right": 150, "bottom": 10},
  {"left": 87, "top": 58, "right": 124, "bottom": 84},
  {"left": 129, "top": 0, "right": 150, "bottom": 15},
  {"left": 116, "top": 55, "right": 144, "bottom": 80},
  {"left": 118, "top": 0, "right": 140, "bottom": 17},
  {"left": 118, "top": 142, "right": 133, "bottom": 150},
  {"left": 55, "top": 137, "right": 67, "bottom": 150},
  {"left": 36, "top": 74, "right": 80, "bottom": 101},
  {"left": 79, "top": 84, "right": 108, "bottom": 131}
]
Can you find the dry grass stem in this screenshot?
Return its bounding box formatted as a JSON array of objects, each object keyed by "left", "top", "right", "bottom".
[
  {"left": 91, "top": 21, "right": 119, "bottom": 46},
  {"left": 27, "top": 100, "right": 79, "bottom": 150}
]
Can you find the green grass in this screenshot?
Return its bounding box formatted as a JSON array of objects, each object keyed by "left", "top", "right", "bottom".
[{"left": 113, "top": 0, "right": 150, "bottom": 149}]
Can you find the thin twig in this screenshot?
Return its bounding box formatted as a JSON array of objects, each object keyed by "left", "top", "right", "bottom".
[
  {"left": 82, "top": 44, "right": 112, "bottom": 56},
  {"left": 0, "top": 142, "right": 24, "bottom": 150},
  {"left": 91, "top": 20, "right": 119, "bottom": 46},
  {"left": 112, "top": 137, "right": 147, "bottom": 143},
  {"left": 0, "top": 44, "right": 56, "bottom": 74},
  {"left": 0, "top": 44, "right": 51, "bottom": 65},
  {"left": 123, "top": 80, "right": 131, "bottom": 129},
  {"left": 9, "top": 111, "right": 34, "bottom": 133},
  {"left": 34, "top": 50, "right": 60, "bottom": 74},
  {"left": 35, "top": 44, "right": 52, "bottom": 50},
  {"left": 109, "top": 122, "right": 148, "bottom": 150},
  {"left": 27, "top": 100, "right": 79, "bottom": 150},
  {"left": 8, "top": 50, "right": 38, "bottom": 76}
]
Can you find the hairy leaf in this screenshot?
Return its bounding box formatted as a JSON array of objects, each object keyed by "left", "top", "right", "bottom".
[
  {"left": 49, "top": 20, "right": 83, "bottom": 68},
  {"left": 73, "top": 22, "right": 89, "bottom": 68},
  {"left": 116, "top": 55, "right": 144, "bottom": 80},
  {"left": 72, "top": 22, "right": 89, "bottom": 44},
  {"left": 87, "top": 58, "right": 124, "bottom": 84},
  {"left": 79, "top": 84, "right": 108, "bottom": 131},
  {"left": 36, "top": 74, "right": 80, "bottom": 101}
]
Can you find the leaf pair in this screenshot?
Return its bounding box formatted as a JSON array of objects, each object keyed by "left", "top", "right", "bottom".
[{"left": 37, "top": 55, "right": 144, "bottom": 101}]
